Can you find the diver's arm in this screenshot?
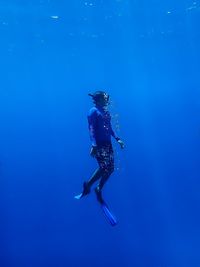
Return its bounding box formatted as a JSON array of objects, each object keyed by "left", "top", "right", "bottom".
[
  {"left": 89, "top": 124, "right": 97, "bottom": 147},
  {"left": 111, "top": 129, "right": 120, "bottom": 141},
  {"left": 88, "top": 109, "right": 97, "bottom": 147},
  {"left": 110, "top": 123, "right": 125, "bottom": 149},
  {"left": 110, "top": 121, "right": 120, "bottom": 141}
]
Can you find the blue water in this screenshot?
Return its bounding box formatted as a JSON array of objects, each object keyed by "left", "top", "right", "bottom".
[{"left": 0, "top": 0, "right": 200, "bottom": 266}]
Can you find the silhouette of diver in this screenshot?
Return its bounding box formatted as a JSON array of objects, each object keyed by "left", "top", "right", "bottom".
[{"left": 75, "top": 91, "right": 125, "bottom": 204}]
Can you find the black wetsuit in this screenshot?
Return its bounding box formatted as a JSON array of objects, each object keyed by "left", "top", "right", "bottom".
[{"left": 87, "top": 105, "right": 120, "bottom": 192}]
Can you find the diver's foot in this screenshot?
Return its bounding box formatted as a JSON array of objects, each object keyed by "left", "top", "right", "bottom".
[
  {"left": 82, "top": 181, "right": 91, "bottom": 197},
  {"left": 95, "top": 186, "right": 104, "bottom": 204},
  {"left": 74, "top": 182, "right": 90, "bottom": 200}
]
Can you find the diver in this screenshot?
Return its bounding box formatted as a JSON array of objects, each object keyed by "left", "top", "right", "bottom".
[{"left": 75, "top": 91, "right": 125, "bottom": 204}]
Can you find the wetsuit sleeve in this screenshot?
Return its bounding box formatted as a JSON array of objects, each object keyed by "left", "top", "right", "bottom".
[
  {"left": 110, "top": 121, "right": 120, "bottom": 141},
  {"left": 88, "top": 109, "right": 98, "bottom": 147}
]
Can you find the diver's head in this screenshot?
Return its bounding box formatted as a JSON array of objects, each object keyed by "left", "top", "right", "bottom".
[{"left": 88, "top": 91, "right": 110, "bottom": 107}]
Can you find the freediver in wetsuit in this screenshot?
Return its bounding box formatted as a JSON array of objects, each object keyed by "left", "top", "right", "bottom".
[{"left": 75, "top": 91, "right": 125, "bottom": 204}]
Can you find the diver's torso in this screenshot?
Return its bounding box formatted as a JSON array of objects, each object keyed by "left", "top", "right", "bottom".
[{"left": 94, "top": 106, "right": 112, "bottom": 145}]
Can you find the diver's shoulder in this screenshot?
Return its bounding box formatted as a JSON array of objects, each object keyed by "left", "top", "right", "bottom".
[{"left": 88, "top": 107, "right": 98, "bottom": 115}]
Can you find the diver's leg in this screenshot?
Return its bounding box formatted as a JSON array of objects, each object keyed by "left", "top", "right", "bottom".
[
  {"left": 95, "top": 144, "right": 114, "bottom": 203},
  {"left": 81, "top": 168, "right": 102, "bottom": 196},
  {"left": 97, "top": 143, "right": 114, "bottom": 190},
  {"left": 95, "top": 171, "right": 112, "bottom": 204},
  {"left": 97, "top": 169, "right": 113, "bottom": 190},
  {"left": 83, "top": 145, "right": 103, "bottom": 194},
  {"left": 87, "top": 168, "right": 103, "bottom": 187}
]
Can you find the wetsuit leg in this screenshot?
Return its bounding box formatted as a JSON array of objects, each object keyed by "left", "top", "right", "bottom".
[
  {"left": 95, "top": 171, "right": 113, "bottom": 204},
  {"left": 81, "top": 168, "right": 102, "bottom": 197},
  {"left": 94, "top": 143, "right": 114, "bottom": 202},
  {"left": 97, "top": 143, "right": 114, "bottom": 189},
  {"left": 97, "top": 168, "right": 114, "bottom": 190},
  {"left": 87, "top": 168, "right": 103, "bottom": 187}
]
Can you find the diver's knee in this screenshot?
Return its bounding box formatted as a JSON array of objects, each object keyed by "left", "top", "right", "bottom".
[
  {"left": 99, "top": 167, "right": 105, "bottom": 175},
  {"left": 98, "top": 167, "right": 103, "bottom": 174},
  {"left": 104, "top": 168, "right": 114, "bottom": 176},
  {"left": 100, "top": 165, "right": 114, "bottom": 176}
]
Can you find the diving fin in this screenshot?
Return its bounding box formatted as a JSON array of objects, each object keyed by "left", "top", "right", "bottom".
[
  {"left": 101, "top": 202, "right": 118, "bottom": 226},
  {"left": 95, "top": 187, "right": 118, "bottom": 226}
]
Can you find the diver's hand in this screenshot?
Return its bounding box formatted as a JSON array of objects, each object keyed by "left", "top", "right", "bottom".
[
  {"left": 90, "top": 146, "right": 97, "bottom": 157},
  {"left": 117, "top": 139, "right": 125, "bottom": 149}
]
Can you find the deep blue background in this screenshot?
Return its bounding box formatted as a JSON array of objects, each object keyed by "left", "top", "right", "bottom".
[{"left": 0, "top": 0, "right": 200, "bottom": 266}]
